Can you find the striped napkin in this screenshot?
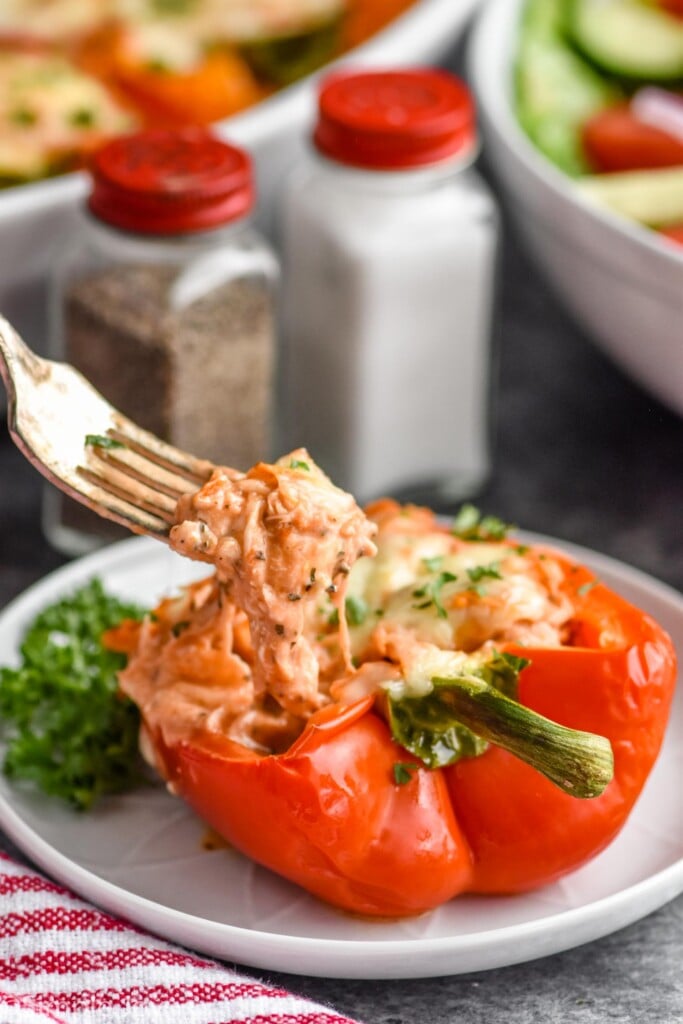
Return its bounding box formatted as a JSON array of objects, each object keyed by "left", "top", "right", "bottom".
[{"left": 0, "top": 852, "right": 359, "bottom": 1024}]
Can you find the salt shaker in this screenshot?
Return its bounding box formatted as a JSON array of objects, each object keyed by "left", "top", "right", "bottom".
[
  {"left": 280, "top": 69, "right": 498, "bottom": 502},
  {"left": 45, "top": 128, "right": 278, "bottom": 556}
]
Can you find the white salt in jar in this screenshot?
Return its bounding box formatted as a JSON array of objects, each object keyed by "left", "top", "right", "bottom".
[{"left": 280, "top": 69, "right": 498, "bottom": 502}]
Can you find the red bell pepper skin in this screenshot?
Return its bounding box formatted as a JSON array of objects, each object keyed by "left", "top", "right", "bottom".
[
  {"left": 131, "top": 557, "right": 676, "bottom": 917},
  {"left": 446, "top": 560, "right": 676, "bottom": 893},
  {"left": 155, "top": 696, "right": 474, "bottom": 917}
]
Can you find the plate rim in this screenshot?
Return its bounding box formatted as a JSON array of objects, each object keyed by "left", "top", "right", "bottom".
[{"left": 0, "top": 532, "right": 681, "bottom": 979}]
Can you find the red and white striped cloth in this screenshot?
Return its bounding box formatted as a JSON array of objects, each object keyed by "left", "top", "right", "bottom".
[{"left": 0, "top": 852, "right": 360, "bottom": 1024}]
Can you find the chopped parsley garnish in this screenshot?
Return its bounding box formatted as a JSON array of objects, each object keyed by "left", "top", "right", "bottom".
[
  {"left": 171, "top": 620, "right": 189, "bottom": 637},
  {"left": 9, "top": 108, "right": 37, "bottom": 126},
  {"left": 328, "top": 596, "right": 368, "bottom": 628},
  {"left": 465, "top": 561, "right": 503, "bottom": 596},
  {"left": 289, "top": 459, "right": 310, "bottom": 471},
  {"left": 412, "top": 571, "right": 457, "bottom": 619},
  {"left": 485, "top": 650, "right": 531, "bottom": 693},
  {"left": 421, "top": 555, "right": 444, "bottom": 572},
  {"left": 287, "top": 593, "right": 301, "bottom": 602},
  {"left": 393, "top": 762, "right": 418, "bottom": 785},
  {"left": 451, "top": 504, "right": 513, "bottom": 542},
  {"left": 151, "top": 0, "right": 198, "bottom": 12},
  {"left": 145, "top": 58, "right": 171, "bottom": 74},
  {"left": 85, "top": 434, "right": 125, "bottom": 450},
  {"left": 0, "top": 579, "right": 145, "bottom": 810},
  {"left": 577, "top": 580, "right": 599, "bottom": 597},
  {"left": 69, "top": 107, "right": 96, "bottom": 128},
  {"left": 467, "top": 562, "right": 502, "bottom": 584},
  {"left": 345, "top": 596, "right": 368, "bottom": 627}
]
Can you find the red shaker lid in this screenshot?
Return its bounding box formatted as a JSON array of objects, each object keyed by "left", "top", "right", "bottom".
[
  {"left": 314, "top": 69, "right": 476, "bottom": 170},
  {"left": 88, "top": 129, "right": 254, "bottom": 234}
]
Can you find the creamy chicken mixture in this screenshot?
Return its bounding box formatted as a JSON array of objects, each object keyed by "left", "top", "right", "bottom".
[
  {"left": 169, "top": 450, "right": 376, "bottom": 715},
  {"left": 119, "top": 456, "right": 577, "bottom": 756}
]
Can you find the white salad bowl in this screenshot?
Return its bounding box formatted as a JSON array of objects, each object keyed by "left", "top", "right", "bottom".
[
  {"left": 469, "top": 0, "right": 683, "bottom": 416},
  {"left": 0, "top": 0, "right": 480, "bottom": 356}
]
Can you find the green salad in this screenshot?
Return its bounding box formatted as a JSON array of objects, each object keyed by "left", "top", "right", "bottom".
[{"left": 516, "top": 0, "right": 683, "bottom": 240}]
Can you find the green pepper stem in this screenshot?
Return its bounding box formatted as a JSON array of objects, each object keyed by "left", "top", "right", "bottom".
[{"left": 428, "top": 675, "right": 614, "bottom": 798}]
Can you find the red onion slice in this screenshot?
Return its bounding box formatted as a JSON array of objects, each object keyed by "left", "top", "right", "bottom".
[{"left": 631, "top": 87, "right": 683, "bottom": 144}]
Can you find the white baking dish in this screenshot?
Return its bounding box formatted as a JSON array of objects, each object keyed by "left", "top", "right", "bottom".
[{"left": 0, "top": 0, "right": 480, "bottom": 358}]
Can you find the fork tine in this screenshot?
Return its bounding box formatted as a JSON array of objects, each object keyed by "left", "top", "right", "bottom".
[
  {"left": 78, "top": 466, "right": 177, "bottom": 524},
  {"left": 109, "top": 418, "right": 214, "bottom": 485},
  {"left": 56, "top": 469, "right": 172, "bottom": 538},
  {"left": 88, "top": 444, "right": 198, "bottom": 502}
]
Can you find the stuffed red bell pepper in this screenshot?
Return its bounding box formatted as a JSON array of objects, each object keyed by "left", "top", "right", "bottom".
[{"left": 106, "top": 454, "right": 677, "bottom": 917}]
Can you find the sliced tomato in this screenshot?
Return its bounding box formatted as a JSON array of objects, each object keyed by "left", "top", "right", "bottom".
[
  {"left": 660, "top": 224, "right": 683, "bottom": 245},
  {"left": 656, "top": 0, "right": 683, "bottom": 19},
  {"left": 582, "top": 104, "right": 683, "bottom": 173}
]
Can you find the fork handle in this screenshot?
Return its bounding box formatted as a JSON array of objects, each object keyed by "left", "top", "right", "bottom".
[{"left": 0, "top": 314, "right": 46, "bottom": 414}]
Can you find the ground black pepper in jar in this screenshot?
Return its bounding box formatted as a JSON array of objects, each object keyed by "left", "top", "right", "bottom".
[{"left": 45, "top": 128, "right": 278, "bottom": 556}]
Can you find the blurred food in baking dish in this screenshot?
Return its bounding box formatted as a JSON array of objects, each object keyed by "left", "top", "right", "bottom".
[{"left": 0, "top": 0, "right": 416, "bottom": 185}]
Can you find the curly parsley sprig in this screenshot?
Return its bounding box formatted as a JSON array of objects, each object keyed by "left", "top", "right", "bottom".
[{"left": 0, "top": 579, "right": 146, "bottom": 810}]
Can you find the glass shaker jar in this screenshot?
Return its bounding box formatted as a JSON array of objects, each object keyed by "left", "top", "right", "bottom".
[
  {"left": 45, "top": 128, "right": 278, "bottom": 557},
  {"left": 280, "top": 69, "right": 499, "bottom": 503}
]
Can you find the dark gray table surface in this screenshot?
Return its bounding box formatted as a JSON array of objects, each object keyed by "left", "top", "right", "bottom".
[{"left": 1, "top": 56, "right": 683, "bottom": 1016}]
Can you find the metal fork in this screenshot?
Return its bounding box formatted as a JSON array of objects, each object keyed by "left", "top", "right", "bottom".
[{"left": 0, "top": 314, "right": 214, "bottom": 541}]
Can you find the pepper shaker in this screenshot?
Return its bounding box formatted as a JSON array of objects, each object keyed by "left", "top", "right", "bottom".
[
  {"left": 45, "top": 128, "right": 278, "bottom": 556},
  {"left": 280, "top": 69, "right": 499, "bottom": 502}
]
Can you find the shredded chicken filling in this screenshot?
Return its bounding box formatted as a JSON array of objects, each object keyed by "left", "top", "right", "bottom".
[{"left": 119, "top": 463, "right": 577, "bottom": 756}]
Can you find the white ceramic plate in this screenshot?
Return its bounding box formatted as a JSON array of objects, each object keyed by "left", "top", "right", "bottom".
[{"left": 0, "top": 535, "right": 681, "bottom": 979}]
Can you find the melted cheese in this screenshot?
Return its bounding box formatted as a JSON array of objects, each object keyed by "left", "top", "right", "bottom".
[{"left": 345, "top": 528, "right": 573, "bottom": 659}]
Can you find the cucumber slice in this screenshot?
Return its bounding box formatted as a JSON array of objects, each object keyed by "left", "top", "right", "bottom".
[
  {"left": 516, "top": 0, "right": 621, "bottom": 176},
  {"left": 578, "top": 166, "right": 683, "bottom": 226},
  {"left": 568, "top": 0, "right": 683, "bottom": 82},
  {"left": 518, "top": 0, "right": 566, "bottom": 39}
]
